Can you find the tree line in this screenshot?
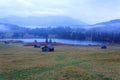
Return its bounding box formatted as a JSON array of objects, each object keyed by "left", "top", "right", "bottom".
[{"left": 0, "top": 27, "right": 120, "bottom": 43}]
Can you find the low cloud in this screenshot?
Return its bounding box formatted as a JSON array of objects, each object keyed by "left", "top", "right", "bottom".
[{"left": 0, "top": 0, "right": 120, "bottom": 24}]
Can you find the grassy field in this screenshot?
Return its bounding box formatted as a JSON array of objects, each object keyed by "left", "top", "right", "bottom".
[{"left": 0, "top": 43, "right": 120, "bottom": 80}]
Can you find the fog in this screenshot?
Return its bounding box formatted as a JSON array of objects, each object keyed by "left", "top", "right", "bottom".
[{"left": 0, "top": 0, "right": 120, "bottom": 27}]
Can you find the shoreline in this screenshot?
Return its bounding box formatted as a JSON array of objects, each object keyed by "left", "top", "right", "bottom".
[
  {"left": 0, "top": 39, "right": 111, "bottom": 46},
  {"left": 23, "top": 42, "right": 102, "bottom": 47}
]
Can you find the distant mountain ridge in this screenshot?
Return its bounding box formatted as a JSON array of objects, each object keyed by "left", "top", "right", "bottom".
[
  {"left": 91, "top": 19, "right": 120, "bottom": 32},
  {"left": 0, "top": 23, "right": 27, "bottom": 32},
  {"left": 0, "top": 19, "right": 120, "bottom": 43},
  {"left": 94, "top": 19, "right": 120, "bottom": 25},
  {"left": 0, "top": 19, "right": 120, "bottom": 32},
  {"left": 0, "top": 16, "right": 86, "bottom": 27}
]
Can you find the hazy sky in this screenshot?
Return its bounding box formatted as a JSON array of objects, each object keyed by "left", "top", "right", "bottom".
[{"left": 0, "top": 0, "right": 120, "bottom": 24}]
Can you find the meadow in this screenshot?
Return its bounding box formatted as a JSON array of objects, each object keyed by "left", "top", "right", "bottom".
[{"left": 0, "top": 43, "right": 120, "bottom": 80}]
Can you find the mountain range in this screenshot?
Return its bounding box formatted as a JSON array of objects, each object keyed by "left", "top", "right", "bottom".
[
  {"left": 0, "top": 16, "right": 86, "bottom": 27},
  {"left": 0, "top": 23, "right": 27, "bottom": 32},
  {"left": 0, "top": 16, "right": 120, "bottom": 33},
  {"left": 0, "top": 18, "right": 120, "bottom": 43},
  {"left": 90, "top": 19, "right": 120, "bottom": 32}
]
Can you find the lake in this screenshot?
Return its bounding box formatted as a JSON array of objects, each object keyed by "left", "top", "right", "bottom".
[{"left": 0, "top": 38, "right": 109, "bottom": 46}]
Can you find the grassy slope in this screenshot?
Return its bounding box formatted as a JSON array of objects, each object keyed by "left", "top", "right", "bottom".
[{"left": 0, "top": 44, "right": 120, "bottom": 80}]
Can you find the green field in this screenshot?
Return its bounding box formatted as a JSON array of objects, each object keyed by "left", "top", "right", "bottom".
[{"left": 0, "top": 44, "right": 120, "bottom": 80}]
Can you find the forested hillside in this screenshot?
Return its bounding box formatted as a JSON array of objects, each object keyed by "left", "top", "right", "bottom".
[{"left": 0, "top": 19, "right": 120, "bottom": 43}]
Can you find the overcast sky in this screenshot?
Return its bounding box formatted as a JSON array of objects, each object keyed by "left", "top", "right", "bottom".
[{"left": 0, "top": 0, "right": 120, "bottom": 24}]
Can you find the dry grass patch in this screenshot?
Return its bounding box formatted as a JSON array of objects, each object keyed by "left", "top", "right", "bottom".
[{"left": 0, "top": 44, "right": 120, "bottom": 80}]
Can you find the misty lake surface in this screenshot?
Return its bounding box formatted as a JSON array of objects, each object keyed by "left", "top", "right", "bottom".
[{"left": 0, "top": 38, "right": 109, "bottom": 46}]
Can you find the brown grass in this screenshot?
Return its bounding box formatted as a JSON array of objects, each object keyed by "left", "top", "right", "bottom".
[{"left": 0, "top": 44, "right": 120, "bottom": 80}]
